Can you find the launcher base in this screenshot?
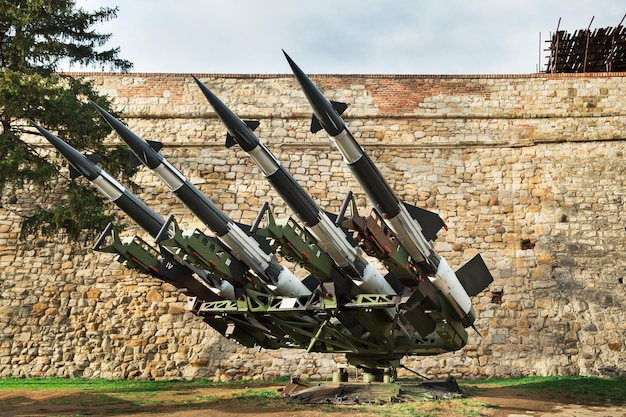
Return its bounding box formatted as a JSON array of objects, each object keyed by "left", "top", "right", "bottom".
[{"left": 281, "top": 375, "right": 464, "bottom": 404}]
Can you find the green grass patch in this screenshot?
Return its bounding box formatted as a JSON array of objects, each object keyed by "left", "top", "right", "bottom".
[
  {"left": 0, "top": 377, "right": 276, "bottom": 392},
  {"left": 462, "top": 375, "right": 626, "bottom": 403},
  {"left": 0, "top": 376, "right": 623, "bottom": 417}
]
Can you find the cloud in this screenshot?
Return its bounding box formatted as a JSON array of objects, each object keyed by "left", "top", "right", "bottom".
[{"left": 75, "top": 0, "right": 625, "bottom": 74}]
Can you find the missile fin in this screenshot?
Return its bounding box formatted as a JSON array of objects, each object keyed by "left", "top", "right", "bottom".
[
  {"left": 129, "top": 153, "right": 143, "bottom": 168},
  {"left": 311, "top": 114, "right": 324, "bottom": 133},
  {"left": 330, "top": 101, "right": 348, "bottom": 116},
  {"left": 147, "top": 140, "right": 163, "bottom": 153},
  {"left": 69, "top": 153, "right": 101, "bottom": 179},
  {"left": 455, "top": 254, "right": 494, "bottom": 297},
  {"left": 86, "top": 153, "right": 103, "bottom": 164},
  {"left": 130, "top": 140, "right": 162, "bottom": 168},
  {"left": 403, "top": 202, "right": 446, "bottom": 242},
  {"left": 384, "top": 271, "right": 405, "bottom": 293},
  {"left": 227, "top": 121, "right": 259, "bottom": 148},
  {"left": 402, "top": 307, "right": 437, "bottom": 338},
  {"left": 301, "top": 274, "right": 321, "bottom": 292},
  {"left": 68, "top": 165, "right": 82, "bottom": 180},
  {"left": 226, "top": 120, "right": 260, "bottom": 148},
  {"left": 226, "top": 133, "right": 237, "bottom": 148},
  {"left": 309, "top": 103, "right": 346, "bottom": 131},
  {"left": 244, "top": 120, "right": 260, "bottom": 131},
  {"left": 328, "top": 266, "right": 359, "bottom": 301}
]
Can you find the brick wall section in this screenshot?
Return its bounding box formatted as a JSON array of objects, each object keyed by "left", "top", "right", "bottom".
[{"left": 1, "top": 72, "right": 625, "bottom": 380}]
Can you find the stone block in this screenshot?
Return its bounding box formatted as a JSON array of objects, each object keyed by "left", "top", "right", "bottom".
[{"left": 146, "top": 290, "right": 163, "bottom": 302}]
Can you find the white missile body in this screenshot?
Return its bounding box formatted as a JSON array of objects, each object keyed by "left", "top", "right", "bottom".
[
  {"left": 93, "top": 104, "right": 312, "bottom": 298},
  {"left": 194, "top": 77, "right": 396, "bottom": 296},
  {"left": 284, "top": 52, "right": 493, "bottom": 326}
]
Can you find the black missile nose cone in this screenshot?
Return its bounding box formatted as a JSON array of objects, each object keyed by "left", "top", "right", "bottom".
[
  {"left": 91, "top": 102, "right": 123, "bottom": 131},
  {"left": 282, "top": 51, "right": 310, "bottom": 83},
  {"left": 27, "top": 118, "right": 43, "bottom": 133},
  {"left": 282, "top": 50, "right": 308, "bottom": 84},
  {"left": 192, "top": 75, "right": 220, "bottom": 108},
  {"left": 193, "top": 75, "right": 260, "bottom": 152},
  {"left": 28, "top": 119, "right": 102, "bottom": 180},
  {"left": 282, "top": 50, "right": 297, "bottom": 71},
  {"left": 282, "top": 52, "right": 346, "bottom": 136},
  {"left": 91, "top": 102, "right": 121, "bottom": 132},
  {"left": 91, "top": 102, "right": 163, "bottom": 169}
]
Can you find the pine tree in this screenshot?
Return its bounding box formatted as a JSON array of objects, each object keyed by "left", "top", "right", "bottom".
[{"left": 0, "top": 0, "right": 135, "bottom": 241}]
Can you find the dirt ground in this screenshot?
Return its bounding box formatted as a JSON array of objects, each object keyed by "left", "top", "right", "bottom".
[
  {"left": 473, "top": 386, "right": 625, "bottom": 417},
  {"left": 0, "top": 383, "right": 624, "bottom": 417}
]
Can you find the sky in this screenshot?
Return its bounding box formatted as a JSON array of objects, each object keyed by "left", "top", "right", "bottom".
[{"left": 74, "top": 0, "right": 625, "bottom": 75}]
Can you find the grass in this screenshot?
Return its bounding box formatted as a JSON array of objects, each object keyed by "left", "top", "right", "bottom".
[
  {"left": 0, "top": 376, "right": 252, "bottom": 391},
  {"left": 465, "top": 375, "right": 626, "bottom": 403},
  {"left": 0, "top": 376, "right": 624, "bottom": 417}
]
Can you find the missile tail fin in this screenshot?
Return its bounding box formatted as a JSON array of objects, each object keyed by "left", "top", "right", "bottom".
[
  {"left": 455, "top": 254, "right": 494, "bottom": 297},
  {"left": 403, "top": 202, "right": 446, "bottom": 242},
  {"left": 403, "top": 307, "right": 437, "bottom": 338},
  {"left": 384, "top": 271, "right": 405, "bottom": 293},
  {"left": 301, "top": 274, "right": 321, "bottom": 292}
]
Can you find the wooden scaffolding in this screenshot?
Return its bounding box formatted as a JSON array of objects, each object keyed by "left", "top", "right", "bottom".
[{"left": 545, "top": 14, "right": 626, "bottom": 73}]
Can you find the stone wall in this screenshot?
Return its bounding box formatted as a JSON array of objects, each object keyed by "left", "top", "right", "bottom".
[{"left": 1, "top": 72, "right": 625, "bottom": 380}]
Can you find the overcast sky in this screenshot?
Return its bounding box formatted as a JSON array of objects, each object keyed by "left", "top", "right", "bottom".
[{"left": 75, "top": 0, "right": 625, "bottom": 75}]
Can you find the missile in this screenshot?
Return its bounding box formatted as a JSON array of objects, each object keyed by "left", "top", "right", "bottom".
[
  {"left": 30, "top": 121, "right": 298, "bottom": 349},
  {"left": 193, "top": 76, "right": 396, "bottom": 296},
  {"left": 92, "top": 103, "right": 313, "bottom": 297},
  {"left": 28, "top": 120, "right": 234, "bottom": 301},
  {"left": 283, "top": 52, "right": 493, "bottom": 327}
]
